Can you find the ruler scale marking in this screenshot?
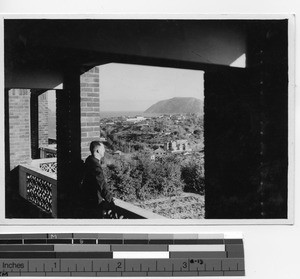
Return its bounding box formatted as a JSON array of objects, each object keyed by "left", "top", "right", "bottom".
[{"left": 0, "top": 233, "right": 244, "bottom": 276}]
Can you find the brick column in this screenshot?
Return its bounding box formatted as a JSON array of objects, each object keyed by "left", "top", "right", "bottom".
[
  {"left": 38, "top": 92, "right": 49, "bottom": 148},
  {"left": 80, "top": 66, "right": 100, "bottom": 160},
  {"left": 8, "top": 89, "right": 31, "bottom": 170},
  {"left": 30, "top": 92, "right": 49, "bottom": 159}
]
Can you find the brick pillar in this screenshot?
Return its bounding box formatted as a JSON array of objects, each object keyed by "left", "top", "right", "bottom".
[
  {"left": 8, "top": 89, "right": 31, "bottom": 170},
  {"left": 38, "top": 92, "right": 49, "bottom": 147},
  {"left": 30, "top": 92, "right": 49, "bottom": 159},
  {"left": 80, "top": 66, "right": 100, "bottom": 160}
]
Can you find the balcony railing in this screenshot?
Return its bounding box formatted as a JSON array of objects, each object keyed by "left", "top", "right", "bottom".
[
  {"left": 40, "top": 144, "right": 57, "bottom": 158},
  {"left": 31, "top": 158, "right": 57, "bottom": 174},
  {"left": 19, "top": 161, "right": 57, "bottom": 217},
  {"left": 114, "top": 199, "right": 167, "bottom": 219},
  {"left": 19, "top": 158, "right": 166, "bottom": 219}
]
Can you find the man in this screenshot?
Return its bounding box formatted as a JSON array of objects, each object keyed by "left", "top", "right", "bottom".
[{"left": 81, "top": 141, "right": 115, "bottom": 218}]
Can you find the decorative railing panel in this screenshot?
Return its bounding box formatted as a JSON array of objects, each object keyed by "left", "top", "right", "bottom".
[
  {"left": 31, "top": 158, "right": 57, "bottom": 175},
  {"left": 40, "top": 161, "right": 57, "bottom": 174},
  {"left": 26, "top": 174, "right": 53, "bottom": 214},
  {"left": 19, "top": 164, "right": 57, "bottom": 217}
]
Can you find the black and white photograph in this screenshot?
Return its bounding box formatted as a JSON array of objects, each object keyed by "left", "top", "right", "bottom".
[{"left": 3, "top": 17, "right": 292, "bottom": 222}]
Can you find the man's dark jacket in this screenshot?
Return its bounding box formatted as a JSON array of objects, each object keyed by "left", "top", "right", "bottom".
[{"left": 82, "top": 155, "right": 113, "bottom": 207}]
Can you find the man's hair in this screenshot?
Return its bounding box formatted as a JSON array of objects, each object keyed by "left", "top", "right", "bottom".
[{"left": 89, "top": 141, "right": 103, "bottom": 154}]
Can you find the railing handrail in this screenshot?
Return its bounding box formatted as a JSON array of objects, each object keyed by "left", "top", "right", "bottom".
[
  {"left": 19, "top": 164, "right": 57, "bottom": 184},
  {"left": 40, "top": 144, "right": 57, "bottom": 150},
  {"left": 114, "top": 199, "right": 168, "bottom": 219},
  {"left": 40, "top": 145, "right": 57, "bottom": 159},
  {"left": 30, "top": 158, "right": 57, "bottom": 170}
]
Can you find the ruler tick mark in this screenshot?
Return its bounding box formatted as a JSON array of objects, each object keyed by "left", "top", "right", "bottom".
[{"left": 0, "top": 233, "right": 244, "bottom": 276}]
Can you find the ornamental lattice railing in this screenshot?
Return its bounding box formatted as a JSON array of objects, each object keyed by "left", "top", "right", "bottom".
[
  {"left": 31, "top": 158, "right": 57, "bottom": 174},
  {"left": 19, "top": 162, "right": 57, "bottom": 217}
]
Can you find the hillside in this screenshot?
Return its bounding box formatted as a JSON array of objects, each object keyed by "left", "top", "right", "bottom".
[{"left": 144, "top": 97, "right": 203, "bottom": 114}]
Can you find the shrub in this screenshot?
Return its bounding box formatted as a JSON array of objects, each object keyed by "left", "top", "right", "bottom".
[
  {"left": 181, "top": 161, "right": 205, "bottom": 195},
  {"left": 104, "top": 153, "right": 185, "bottom": 202}
]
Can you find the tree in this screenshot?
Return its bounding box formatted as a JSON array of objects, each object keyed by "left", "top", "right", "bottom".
[
  {"left": 181, "top": 161, "right": 205, "bottom": 195},
  {"left": 194, "top": 129, "right": 202, "bottom": 136}
]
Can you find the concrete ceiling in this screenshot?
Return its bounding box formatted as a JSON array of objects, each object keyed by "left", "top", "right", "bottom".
[{"left": 4, "top": 19, "right": 269, "bottom": 89}]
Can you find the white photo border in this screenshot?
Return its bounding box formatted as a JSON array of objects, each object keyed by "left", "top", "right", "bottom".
[{"left": 0, "top": 13, "right": 295, "bottom": 226}]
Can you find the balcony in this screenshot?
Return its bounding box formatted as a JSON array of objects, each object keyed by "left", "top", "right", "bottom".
[
  {"left": 19, "top": 159, "right": 58, "bottom": 218},
  {"left": 40, "top": 144, "right": 57, "bottom": 158},
  {"left": 18, "top": 159, "right": 166, "bottom": 219}
]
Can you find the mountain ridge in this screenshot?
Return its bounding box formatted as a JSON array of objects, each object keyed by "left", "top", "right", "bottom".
[{"left": 144, "top": 97, "right": 203, "bottom": 114}]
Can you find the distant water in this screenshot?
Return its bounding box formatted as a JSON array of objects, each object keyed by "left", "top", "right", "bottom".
[{"left": 100, "top": 111, "right": 161, "bottom": 119}]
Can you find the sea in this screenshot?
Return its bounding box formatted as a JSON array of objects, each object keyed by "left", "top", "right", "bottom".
[{"left": 100, "top": 111, "right": 161, "bottom": 119}]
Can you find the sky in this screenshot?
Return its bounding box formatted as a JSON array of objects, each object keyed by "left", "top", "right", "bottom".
[
  {"left": 47, "top": 63, "right": 205, "bottom": 112},
  {"left": 99, "top": 63, "right": 204, "bottom": 112}
]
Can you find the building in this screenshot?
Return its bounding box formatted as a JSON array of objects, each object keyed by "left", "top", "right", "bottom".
[
  {"left": 126, "top": 116, "right": 146, "bottom": 123},
  {"left": 164, "top": 140, "right": 192, "bottom": 153}
]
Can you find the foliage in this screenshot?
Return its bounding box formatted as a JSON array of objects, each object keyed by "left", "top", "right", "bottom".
[
  {"left": 135, "top": 194, "right": 205, "bottom": 219},
  {"left": 104, "top": 158, "right": 137, "bottom": 202},
  {"left": 193, "top": 129, "right": 202, "bottom": 135},
  {"left": 102, "top": 113, "right": 205, "bottom": 206},
  {"left": 181, "top": 159, "right": 205, "bottom": 195},
  {"left": 104, "top": 153, "right": 185, "bottom": 202}
]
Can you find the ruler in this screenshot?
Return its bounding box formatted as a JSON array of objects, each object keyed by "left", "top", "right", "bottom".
[{"left": 0, "top": 233, "right": 245, "bottom": 277}]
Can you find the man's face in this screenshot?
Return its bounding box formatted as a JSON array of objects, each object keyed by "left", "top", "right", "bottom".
[{"left": 95, "top": 144, "right": 105, "bottom": 160}]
